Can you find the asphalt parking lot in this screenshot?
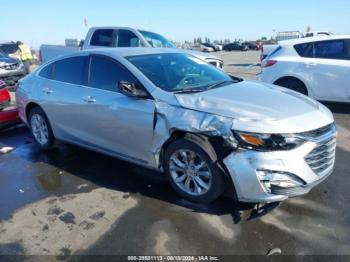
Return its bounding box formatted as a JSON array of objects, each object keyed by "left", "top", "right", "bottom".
[{"left": 1, "top": 51, "right": 350, "bottom": 259}]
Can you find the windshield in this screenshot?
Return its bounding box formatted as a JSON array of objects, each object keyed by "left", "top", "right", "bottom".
[
  {"left": 127, "top": 53, "right": 238, "bottom": 93},
  {"left": 0, "top": 43, "right": 18, "bottom": 54},
  {"left": 140, "top": 30, "right": 176, "bottom": 48}
]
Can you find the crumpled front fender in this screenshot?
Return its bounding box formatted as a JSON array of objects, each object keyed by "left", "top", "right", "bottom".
[{"left": 150, "top": 101, "right": 234, "bottom": 167}]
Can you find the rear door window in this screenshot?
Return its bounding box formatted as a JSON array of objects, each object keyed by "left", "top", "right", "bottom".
[
  {"left": 52, "top": 56, "right": 87, "bottom": 85},
  {"left": 90, "top": 29, "right": 115, "bottom": 47},
  {"left": 314, "top": 40, "right": 347, "bottom": 59},
  {"left": 88, "top": 55, "right": 138, "bottom": 92},
  {"left": 117, "top": 30, "right": 140, "bottom": 47}
]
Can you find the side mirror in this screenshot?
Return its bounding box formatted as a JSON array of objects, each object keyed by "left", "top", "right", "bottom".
[{"left": 118, "top": 81, "right": 148, "bottom": 98}]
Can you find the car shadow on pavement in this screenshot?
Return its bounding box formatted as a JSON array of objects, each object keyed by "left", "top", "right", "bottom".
[
  {"left": 322, "top": 102, "right": 350, "bottom": 114},
  {"left": 0, "top": 125, "right": 275, "bottom": 225}
]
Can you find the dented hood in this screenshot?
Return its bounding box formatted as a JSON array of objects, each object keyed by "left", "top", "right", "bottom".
[{"left": 175, "top": 80, "right": 334, "bottom": 133}]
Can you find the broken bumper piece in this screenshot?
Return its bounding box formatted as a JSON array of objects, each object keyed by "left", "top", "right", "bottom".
[{"left": 223, "top": 139, "right": 335, "bottom": 203}]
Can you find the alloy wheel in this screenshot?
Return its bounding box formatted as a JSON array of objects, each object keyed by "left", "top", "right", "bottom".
[
  {"left": 169, "top": 149, "right": 212, "bottom": 196},
  {"left": 30, "top": 114, "right": 49, "bottom": 145}
]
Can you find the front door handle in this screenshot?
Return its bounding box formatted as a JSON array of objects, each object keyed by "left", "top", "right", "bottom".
[
  {"left": 82, "top": 96, "right": 96, "bottom": 103},
  {"left": 42, "top": 87, "right": 53, "bottom": 94}
]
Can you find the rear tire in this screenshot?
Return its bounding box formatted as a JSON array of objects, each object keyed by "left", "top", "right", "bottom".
[
  {"left": 275, "top": 78, "right": 308, "bottom": 95},
  {"left": 164, "top": 135, "right": 226, "bottom": 204},
  {"left": 28, "top": 107, "right": 55, "bottom": 150}
]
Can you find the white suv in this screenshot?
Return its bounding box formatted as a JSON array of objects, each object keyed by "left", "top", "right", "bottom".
[{"left": 258, "top": 35, "right": 350, "bottom": 103}]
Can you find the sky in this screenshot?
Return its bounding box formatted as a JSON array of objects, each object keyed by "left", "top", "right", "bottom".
[{"left": 2, "top": 0, "right": 350, "bottom": 48}]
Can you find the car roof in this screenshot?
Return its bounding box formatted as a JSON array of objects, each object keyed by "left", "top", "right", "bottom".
[
  {"left": 86, "top": 47, "right": 182, "bottom": 56},
  {"left": 60, "top": 48, "right": 183, "bottom": 61},
  {"left": 90, "top": 26, "right": 135, "bottom": 30},
  {"left": 278, "top": 35, "right": 350, "bottom": 46},
  {"left": 89, "top": 26, "right": 151, "bottom": 33}
]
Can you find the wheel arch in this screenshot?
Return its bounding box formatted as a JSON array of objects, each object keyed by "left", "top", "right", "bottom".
[
  {"left": 159, "top": 130, "right": 216, "bottom": 168},
  {"left": 25, "top": 102, "right": 43, "bottom": 122},
  {"left": 273, "top": 75, "right": 310, "bottom": 96}
]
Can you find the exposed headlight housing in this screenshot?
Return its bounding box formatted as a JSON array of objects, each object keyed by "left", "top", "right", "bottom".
[{"left": 234, "top": 131, "right": 305, "bottom": 151}]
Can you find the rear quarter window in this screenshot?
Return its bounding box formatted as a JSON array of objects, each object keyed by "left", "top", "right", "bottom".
[
  {"left": 39, "top": 63, "right": 54, "bottom": 79},
  {"left": 294, "top": 43, "right": 313, "bottom": 57}
]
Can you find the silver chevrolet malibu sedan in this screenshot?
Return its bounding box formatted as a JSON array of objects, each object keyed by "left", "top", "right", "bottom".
[{"left": 16, "top": 48, "right": 336, "bottom": 204}]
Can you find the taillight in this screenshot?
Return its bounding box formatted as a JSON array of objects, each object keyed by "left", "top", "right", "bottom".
[{"left": 262, "top": 60, "right": 277, "bottom": 68}]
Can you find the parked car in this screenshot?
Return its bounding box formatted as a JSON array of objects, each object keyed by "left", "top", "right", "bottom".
[
  {"left": 0, "top": 80, "right": 19, "bottom": 129},
  {"left": 0, "top": 51, "right": 26, "bottom": 85},
  {"left": 17, "top": 48, "right": 336, "bottom": 205},
  {"left": 40, "top": 27, "right": 223, "bottom": 69},
  {"left": 0, "top": 80, "right": 10, "bottom": 110},
  {"left": 223, "top": 43, "right": 249, "bottom": 51},
  {"left": 242, "top": 41, "right": 258, "bottom": 50},
  {"left": 200, "top": 43, "right": 216, "bottom": 52},
  {"left": 214, "top": 44, "right": 223, "bottom": 51},
  {"left": 258, "top": 35, "right": 350, "bottom": 103}
]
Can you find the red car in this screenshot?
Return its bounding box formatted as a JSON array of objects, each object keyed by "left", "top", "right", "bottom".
[{"left": 0, "top": 80, "right": 19, "bottom": 129}]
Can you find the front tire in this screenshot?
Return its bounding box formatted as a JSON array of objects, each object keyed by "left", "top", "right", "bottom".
[
  {"left": 28, "top": 107, "right": 55, "bottom": 150},
  {"left": 164, "top": 135, "right": 225, "bottom": 204}
]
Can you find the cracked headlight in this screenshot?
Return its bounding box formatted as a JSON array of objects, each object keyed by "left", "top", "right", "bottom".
[{"left": 234, "top": 131, "right": 305, "bottom": 151}]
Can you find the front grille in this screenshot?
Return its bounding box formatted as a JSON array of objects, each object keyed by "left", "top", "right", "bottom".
[
  {"left": 0, "top": 63, "right": 19, "bottom": 70},
  {"left": 300, "top": 123, "right": 333, "bottom": 138},
  {"left": 304, "top": 124, "right": 336, "bottom": 176}
]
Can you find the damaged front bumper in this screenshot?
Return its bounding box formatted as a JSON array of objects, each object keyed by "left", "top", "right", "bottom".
[{"left": 223, "top": 131, "right": 336, "bottom": 203}]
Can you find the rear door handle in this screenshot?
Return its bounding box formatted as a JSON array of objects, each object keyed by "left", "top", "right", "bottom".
[
  {"left": 82, "top": 95, "right": 96, "bottom": 103},
  {"left": 42, "top": 87, "right": 53, "bottom": 94}
]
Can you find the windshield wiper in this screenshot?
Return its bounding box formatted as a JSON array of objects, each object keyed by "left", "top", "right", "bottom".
[
  {"left": 173, "top": 80, "right": 238, "bottom": 94},
  {"left": 173, "top": 89, "right": 205, "bottom": 94},
  {"left": 205, "top": 80, "right": 235, "bottom": 91}
]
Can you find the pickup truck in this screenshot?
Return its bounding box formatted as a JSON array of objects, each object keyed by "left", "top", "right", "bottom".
[{"left": 40, "top": 27, "right": 224, "bottom": 69}]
